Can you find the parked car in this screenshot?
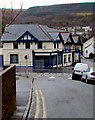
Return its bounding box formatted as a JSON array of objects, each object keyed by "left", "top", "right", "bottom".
[
  {"left": 72, "top": 63, "right": 89, "bottom": 80},
  {"left": 81, "top": 67, "right": 95, "bottom": 83}
]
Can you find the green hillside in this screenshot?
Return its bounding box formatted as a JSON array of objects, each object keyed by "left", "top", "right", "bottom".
[{"left": 23, "top": 2, "right": 94, "bottom": 17}]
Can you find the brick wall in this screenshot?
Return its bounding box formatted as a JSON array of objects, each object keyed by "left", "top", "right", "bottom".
[{"left": 0, "top": 65, "right": 16, "bottom": 120}]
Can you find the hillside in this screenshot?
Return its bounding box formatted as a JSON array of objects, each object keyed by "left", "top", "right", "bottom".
[
  {"left": 23, "top": 2, "right": 94, "bottom": 17},
  {"left": 14, "top": 2, "right": 94, "bottom": 27},
  {"left": 0, "top": 2, "right": 95, "bottom": 29}
]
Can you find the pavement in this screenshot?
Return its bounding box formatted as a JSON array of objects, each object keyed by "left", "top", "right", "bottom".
[
  {"left": 10, "top": 73, "right": 32, "bottom": 120},
  {"left": 81, "top": 56, "right": 95, "bottom": 67}
]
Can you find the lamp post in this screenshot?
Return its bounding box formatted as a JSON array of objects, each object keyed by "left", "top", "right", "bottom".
[{"left": 25, "top": 55, "right": 29, "bottom": 77}]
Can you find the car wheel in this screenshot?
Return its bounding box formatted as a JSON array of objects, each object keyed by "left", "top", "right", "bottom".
[{"left": 72, "top": 74, "right": 76, "bottom": 80}]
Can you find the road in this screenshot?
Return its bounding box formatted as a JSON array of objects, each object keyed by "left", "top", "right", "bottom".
[
  {"left": 81, "top": 57, "right": 95, "bottom": 67},
  {"left": 11, "top": 57, "right": 94, "bottom": 119},
  {"left": 28, "top": 71, "right": 93, "bottom": 119}
]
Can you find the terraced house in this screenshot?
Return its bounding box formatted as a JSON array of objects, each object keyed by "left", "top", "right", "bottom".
[{"left": 0, "top": 24, "right": 82, "bottom": 68}]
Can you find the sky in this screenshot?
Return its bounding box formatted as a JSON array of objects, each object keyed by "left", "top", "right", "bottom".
[{"left": 0, "top": 0, "right": 94, "bottom": 9}]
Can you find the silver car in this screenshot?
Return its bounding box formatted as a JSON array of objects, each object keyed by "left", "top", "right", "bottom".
[
  {"left": 81, "top": 67, "right": 95, "bottom": 83},
  {"left": 72, "top": 63, "right": 89, "bottom": 80}
]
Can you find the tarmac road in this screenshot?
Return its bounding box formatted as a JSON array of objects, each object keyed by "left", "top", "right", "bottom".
[{"left": 29, "top": 72, "right": 93, "bottom": 119}]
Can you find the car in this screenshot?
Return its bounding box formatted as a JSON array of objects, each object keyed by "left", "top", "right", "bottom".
[
  {"left": 72, "top": 63, "right": 89, "bottom": 80},
  {"left": 81, "top": 67, "right": 95, "bottom": 83}
]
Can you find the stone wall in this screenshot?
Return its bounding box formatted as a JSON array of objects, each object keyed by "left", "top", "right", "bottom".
[{"left": 0, "top": 65, "right": 16, "bottom": 120}]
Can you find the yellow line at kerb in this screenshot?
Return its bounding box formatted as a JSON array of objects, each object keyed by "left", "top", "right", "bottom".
[
  {"left": 34, "top": 79, "right": 47, "bottom": 119},
  {"left": 39, "top": 90, "right": 47, "bottom": 119},
  {"left": 34, "top": 90, "right": 40, "bottom": 119}
]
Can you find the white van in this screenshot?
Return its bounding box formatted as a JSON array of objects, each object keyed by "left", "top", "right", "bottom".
[{"left": 72, "top": 63, "right": 89, "bottom": 80}]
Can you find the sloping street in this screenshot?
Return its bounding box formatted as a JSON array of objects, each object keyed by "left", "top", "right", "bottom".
[
  {"left": 28, "top": 71, "right": 93, "bottom": 119},
  {"left": 9, "top": 57, "right": 94, "bottom": 119}
]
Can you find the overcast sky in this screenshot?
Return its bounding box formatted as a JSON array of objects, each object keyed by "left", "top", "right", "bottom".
[{"left": 0, "top": 0, "right": 94, "bottom": 9}]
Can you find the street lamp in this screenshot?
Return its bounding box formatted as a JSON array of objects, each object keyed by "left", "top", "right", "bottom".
[{"left": 25, "top": 55, "right": 29, "bottom": 77}]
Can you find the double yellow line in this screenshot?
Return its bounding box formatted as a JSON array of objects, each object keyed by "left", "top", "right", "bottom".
[{"left": 34, "top": 79, "right": 47, "bottom": 119}]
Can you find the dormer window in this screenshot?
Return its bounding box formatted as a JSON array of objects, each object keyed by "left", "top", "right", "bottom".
[
  {"left": 28, "top": 35, "right": 31, "bottom": 40},
  {"left": 24, "top": 34, "right": 32, "bottom": 40},
  {"left": 32, "top": 38, "right": 34, "bottom": 40},
  {"left": 24, "top": 35, "right": 27, "bottom": 40},
  {"left": 13, "top": 42, "right": 18, "bottom": 49}
]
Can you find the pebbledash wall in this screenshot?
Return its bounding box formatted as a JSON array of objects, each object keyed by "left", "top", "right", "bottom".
[{"left": 0, "top": 65, "right": 16, "bottom": 120}]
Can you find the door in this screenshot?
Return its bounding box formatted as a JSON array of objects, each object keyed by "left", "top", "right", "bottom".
[{"left": 0, "top": 55, "right": 3, "bottom": 66}]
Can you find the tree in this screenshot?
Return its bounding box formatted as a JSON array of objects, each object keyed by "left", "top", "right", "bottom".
[{"left": 1, "top": 1, "right": 23, "bottom": 34}]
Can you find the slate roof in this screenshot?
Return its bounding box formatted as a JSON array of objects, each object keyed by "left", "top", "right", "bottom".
[
  {"left": 72, "top": 35, "right": 81, "bottom": 44},
  {"left": 1, "top": 24, "right": 81, "bottom": 45},
  {"left": 1, "top": 24, "right": 66, "bottom": 42},
  {"left": 72, "top": 36, "right": 79, "bottom": 43},
  {"left": 60, "top": 32, "right": 70, "bottom": 44},
  {"left": 48, "top": 32, "right": 59, "bottom": 41},
  {"left": 1, "top": 24, "right": 48, "bottom": 41}
]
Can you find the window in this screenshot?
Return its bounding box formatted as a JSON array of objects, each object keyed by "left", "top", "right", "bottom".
[
  {"left": 54, "top": 42, "right": 56, "bottom": 48},
  {"left": 28, "top": 35, "right": 31, "bottom": 40},
  {"left": 64, "top": 55, "right": 67, "bottom": 63},
  {"left": 57, "top": 42, "right": 59, "bottom": 48},
  {"left": 13, "top": 42, "right": 18, "bottom": 49},
  {"left": 10, "top": 54, "right": 18, "bottom": 64},
  {"left": 68, "top": 54, "right": 71, "bottom": 62},
  {"left": 58, "top": 55, "right": 62, "bottom": 64},
  {"left": 25, "top": 42, "right": 30, "bottom": 49},
  {"left": 38, "top": 42, "right": 42, "bottom": 49},
  {"left": 53, "top": 56, "right": 57, "bottom": 65},
  {"left": 24, "top": 35, "right": 27, "bottom": 40}
]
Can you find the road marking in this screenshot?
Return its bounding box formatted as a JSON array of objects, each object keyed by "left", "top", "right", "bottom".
[
  {"left": 34, "top": 90, "right": 40, "bottom": 119},
  {"left": 39, "top": 90, "right": 47, "bottom": 119},
  {"left": 49, "top": 76, "right": 55, "bottom": 79},
  {"left": 34, "top": 79, "right": 47, "bottom": 119}
]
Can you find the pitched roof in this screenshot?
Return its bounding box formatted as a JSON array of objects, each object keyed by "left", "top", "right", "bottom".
[
  {"left": 1, "top": 24, "right": 65, "bottom": 42},
  {"left": 72, "top": 35, "right": 82, "bottom": 44},
  {"left": 1, "top": 24, "right": 48, "bottom": 41},
  {"left": 83, "top": 37, "right": 95, "bottom": 47},
  {"left": 48, "top": 32, "right": 59, "bottom": 41},
  {"left": 60, "top": 32, "right": 70, "bottom": 44},
  {"left": 1, "top": 24, "right": 81, "bottom": 45},
  {"left": 72, "top": 35, "right": 79, "bottom": 43}
]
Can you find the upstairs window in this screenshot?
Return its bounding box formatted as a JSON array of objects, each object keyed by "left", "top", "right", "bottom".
[
  {"left": 10, "top": 54, "right": 18, "bottom": 64},
  {"left": 25, "top": 42, "right": 30, "bottom": 49},
  {"left": 54, "top": 42, "right": 56, "bottom": 48},
  {"left": 28, "top": 35, "right": 31, "bottom": 40},
  {"left": 13, "top": 42, "right": 18, "bottom": 49},
  {"left": 38, "top": 42, "right": 42, "bottom": 49},
  {"left": 57, "top": 42, "right": 59, "bottom": 48}
]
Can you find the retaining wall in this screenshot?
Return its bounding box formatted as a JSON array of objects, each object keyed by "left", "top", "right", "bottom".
[{"left": 0, "top": 65, "right": 16, "bottom": 120}]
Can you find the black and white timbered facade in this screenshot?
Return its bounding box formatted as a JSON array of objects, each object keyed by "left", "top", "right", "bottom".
[{"left": 1, "top": 24, "right": 82, "bottom": 68}]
